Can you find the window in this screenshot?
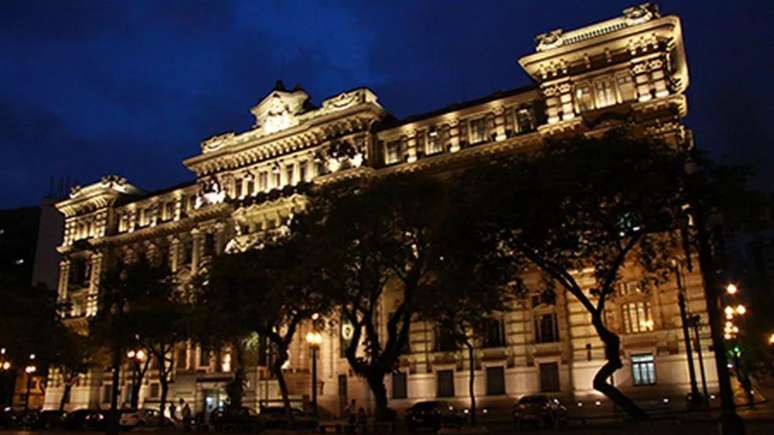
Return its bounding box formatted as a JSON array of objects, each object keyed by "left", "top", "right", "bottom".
[
  {"left": 594, "top": 78, "right": 617, "bottom": 108},
  {"left": 535, "top": 313, "right": 559, "bottom": 344},
  {"left": 516, "top": 108, "right": 534, "bottom": 134},
  {"left": 426, "top": 129, "right": 444, "bottom": 155},
  {"left": 69, "top": 257, "right": 91, "bottom": 289},
  {"left": 384, "top": 140, "right": 402, "bottom": 165},
  {"left": 617, "top": 281, "right": 642, "bottom": 296},
  {"left": 258, "top": 172, "right": 268, "bottom": 192},
  {"left": 273, "top": 171, "right": 281, "bottom": 188},
  {"left": 574, "top": 83, "right": 594, "bottom": 112},
  {"left": 434, "top": 326, "right": 458, "bottom": 352},
  {"left": 436, "top": 369, "right": 455, "bottom": 397},
  {"left": 199, "top": 346, "right": 210, "bottom": 368},
  {"left": 539, "top": 362, "right": 560, "bottom": 392},
  {"left": 486, "top": 367, "right": 505, "bottom": 395},
  {"left": 150, "top": 383, "right": 160, "bottom": 399},
  {"left": 621, "top": 301, "right": 653, "bottom": 333},
  {"left": 392, "top": 372, "right": 407, "bottom": 399},
  {"left": 617, "top": 74, "right": 637, "bottom": 102},
  {"left": 234, "top": 178, "right": 243, "bottom": 198},
  {"left": 285, "top": 164, "right": 294, "bottom": 186},
  {"left": 176, "top": 348, "right": 188, "bottom": 369},
  {"left": 165, "top": 202, "right": 175, "bottom": 221},
  {"left": 469, "top": 118, "right": 488, "bottom": 144},
  {"left": 631, "top": 354, "right": 656, "bottom": 385},
  {"left": 299, "top": 161, "right": 308, "bottom": 182},
  {"left": 245, "top": 177, "right": 254, "bottom": 196},
  {"left": 102, "top": 384, "right": 113, "bottom": 403},
  {"left": 203, "top": 233, "right": 216, "bottom": 256},
  {"left": 482, "top": 318, "right": 505, "bottom": 348}
]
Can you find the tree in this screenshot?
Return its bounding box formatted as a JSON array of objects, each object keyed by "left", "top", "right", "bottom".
[
  {"left": 92, "top": 257, "right": 175, "bottom": 434},
  {"left": 199, "top": 236, "right": 329, "bottom": 418},
  {"left": 49, "top": 328, "right": 104, "bottom": 411},
  {"left": 464, "top": 131, "right": 686, "bottom": 419},
  {"left": 295, "top": 175, "right": 459, "bottom": 420}
]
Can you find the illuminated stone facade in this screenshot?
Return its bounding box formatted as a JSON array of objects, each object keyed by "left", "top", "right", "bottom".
[{"left": 44, "top": 3, "right": 717, "bottom": 417}]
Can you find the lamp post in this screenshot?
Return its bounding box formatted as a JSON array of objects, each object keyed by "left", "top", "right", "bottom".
[
  {"left": 126, "top": 349, "right": 146, "bottom": 408},
  {"left": 675, "top": 264, "right": 701, "bottom": 403},
  {"left": 689, "top": 314, "right": 710, "bottom": 413},
  {"left": 305, "top": 331, "right": 322, "bottom": 415},
  {"left": 24, "top": 354, "right": 37, "bottom": 414},
  {"left": 0, "top": 348, "right": 12, "bottom": 407}
]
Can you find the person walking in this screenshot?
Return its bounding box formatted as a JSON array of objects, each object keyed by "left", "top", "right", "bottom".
[{"left": 180, "top": 399, "right": 192, "bottom": 432}]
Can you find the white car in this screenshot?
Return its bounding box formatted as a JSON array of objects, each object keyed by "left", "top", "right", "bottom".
[{"left": 119, "top": 409, "right": 164, "bottom": 429}]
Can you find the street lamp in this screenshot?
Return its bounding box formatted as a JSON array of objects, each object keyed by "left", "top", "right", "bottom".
[
  {"left": 305, "top": 331, "right": 322, "bottom": 415},
  {"left": 126, "top": 348, "right": 146, "bottom": 407},
  {"left": 24, "top": 354, "right": 37, "bottom": 414},
  {"left": 726, "top": 284, "right": 738, "bottom": 295}
]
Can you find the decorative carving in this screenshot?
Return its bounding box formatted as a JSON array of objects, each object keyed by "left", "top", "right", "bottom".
[
  {"left": 623, "top": 3, "right": 660, "bottom": 26},
  {"left": 316, "top": 140, "right": 364, "bottom": 173},
  {"left": 200, "top": 132, "right": 235, "bottom": 153},
  {"left": 536, "top": 29, "right": 563, "bottom": 51},
  {"left": 250, "top": 81, "right": 309, "bottom": 135}
]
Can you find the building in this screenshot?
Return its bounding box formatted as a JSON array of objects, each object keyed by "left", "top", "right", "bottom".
[{"left": 43, "top": 3, "right": 718, "bottom": 417}]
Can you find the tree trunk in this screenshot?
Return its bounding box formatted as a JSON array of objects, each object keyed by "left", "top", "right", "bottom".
[
  {"left": 59, "top": 382, "right": 73, "bottom": 412},
  {"left": 590, "top": 312, "right": 648, "bottom": 420},
  {"left": 365, "top": 372, "right": 389, "bottom": 421},
  {"left": 271, "top": 347, "right": 294, "bottom": 424},
  {"left": 107, "top": 348, "right": 122, "bottom": 435},
  {"left": 159, "top": 380, "right": 169, "bottom": 421},
  {"left": 466, "top": 342, "right": 477, "bottom": 426},
  {"left": 130, "top": 365, "right": 142, "bottom": 409}
]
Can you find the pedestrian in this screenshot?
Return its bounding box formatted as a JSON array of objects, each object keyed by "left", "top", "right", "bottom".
[
  {"left": 180, "top": 399, "right": 192, "bottom": 432},
  {"left": 168, "top": 402, "right": 177, "bottom": 427},
  {"left": 345, "top": 399, "right": 356, "bottom": 428}
]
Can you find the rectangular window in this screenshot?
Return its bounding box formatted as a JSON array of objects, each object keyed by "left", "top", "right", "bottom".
[
  {"left": 434, "top": 326, "right": 458, "bottom": 352},
  {"left": 199, "top": 346, "right": 210, "bottom": 368},
  {"left": 539, "top": 362, "right": 560, "bottom": 392},
  {"left": 469, "top": 118, "right": 487, "bottom": 144},
  {"left": 102, "top": 384, "right": 113, "bottom": 403},
  {"left": 594, "top": 78, "right": 617, "bottom": 108},
  {"left": 273, "top": 171, "right": 281, "bottom": 188},
  {"left": 165, "top": 202, "right": 175, "bottom": 221},
  {"left": 150, "top": 383, "right": 160, "bottom": 399},
  {"left": 436, "top": 369, "right": 455, "bottom": 397},
  {"left": 392, "top": 372, "right": 407, "bottom": 399},
  {"left": 176, "top": 348, "right": 187, "bottom": 369},
  {"left": 384, "top": 140, "right": 402, "bottom": 165},
  {"left": 621, "top": 301, "right": 653, "bottom": 333},
  {"left": 574, "top": 84, "right": 594, "bottom": 112},
  {"left": 486, "top": 367, "right": 505, "bottom": 395},
  {"left": 299, "top": 161, "right": 308, "bottom": 182},
  {"left": 482, "top": 318, "right": 505, "bottom": 348},
  {"left": 285, "top": 164, "right": 294, "bottom": 186},
  {"left": 617, "top": 74, "right": 637, "bottom": 102},
  {"left": 535, "top": 313, "right": 559, "bottom": 344},
  {"left": 234, "top": 178, "right": 243, "bottom": 198},
  {"left": 203, "top": 233, "right": 216, "bottom": 256},
  {"left": 516, "top": 108, "right": 534, "bottom": 133},
  {"left": 425, "top": 129, "right": 443, "bottom": 155},
  {"left": 258, "top": 172, "right": 268, "bottom": 192},
  {"left": 631, "top": 354, "right": 656, "bottom": 385},
  {"left": 245, "top": 178, "right": 254, "bottom": 196}
]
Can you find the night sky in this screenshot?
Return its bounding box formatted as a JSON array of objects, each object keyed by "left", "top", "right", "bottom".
[{"left": 1, "top": 0, "right": 772, "bottom": 208}]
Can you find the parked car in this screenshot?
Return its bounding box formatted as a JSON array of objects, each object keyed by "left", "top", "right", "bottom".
[
  {"left": 119, "top": 408, "right": 165, "bottom": 428},
  {"left": 512, "top": 395, "right": 568, "bottom": 429},
  {"left": 405, "top": 401, "right": 466, "bottom": 431},
  {"left": 257, "top": 406, "right": 317, "bottom": 429},
  {"left": 35, "top": 410, "right": 69, "bottom": 429},
  {"left": 210, "top": 407, "right": 262, "bottom": 432},
  {"left": 0, "top": 407, "right": 21, "bottom": 428},
  {"left": 83, "top": 409, "right": 111, "bottom": 430}
]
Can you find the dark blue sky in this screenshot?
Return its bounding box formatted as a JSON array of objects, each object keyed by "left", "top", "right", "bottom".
[{"left": 1, "top": 0, "right": 772, "bottom": 207}]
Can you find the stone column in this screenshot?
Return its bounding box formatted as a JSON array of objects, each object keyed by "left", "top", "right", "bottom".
[
  {"left": 541, "top": 84, "right": 562, "bottom": 124},
  {"left": 174, "top": 195, "right": 183, "bottom": 220},
  {"left": 58, "top": 260, "right": 71, "bottom": 302},
  {"left": 632, "top": 60, "right": 653, "bottom": 102},
  {"left": 493, "top": 107, "right": 507, "bottom": 141},
  {"left": 191, "top": 228, "right": 203, "bottom": 275},
  {"left": 649, "top": 57, "right": 669, "bottom": 98},
  {"left": 558, "top": 81, "right": 575, "bottom": 121},
  {"left": 214, "top": 223, "right": 226, "bottom": 255},
  {"left": 168, "top": 236, "right": 181, "bottom": 272},
  {"left": 88, "top": 252, "right": 103, "bottom": 316},
  {"left": 448, "top": 120, "right": 460, "bottom": 153},
  {"left": 406, "top": 131, "right": 417, "bottom": 163}
]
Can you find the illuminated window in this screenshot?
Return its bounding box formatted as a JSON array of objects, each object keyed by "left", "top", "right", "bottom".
[
  {"left": 516, "top": 108, "right": 534, "bottom": 133},
  {"left": 165, "top": 202, "right": 175, "bottom": 220},
  {"left": 221, "top": 351, "right": 232, "bottom": 372},
  {"left": 176, "top": 348, "right": 188, "bottom": 369},
  {"left": 150, "top": 383, "right": 160, "bottom": 398},
  {"left": 199, "top": 346, "right": 210, "bottom": 368},
  {"left": 285, "top": 164, "right": 294, "bottom": 186},
  {"left": 631, "top": 354, "right": 655, "bottom": 385},
  {"left": 258, "top": 172, "right": 268, "bottom": 192},
  {"left": 426, "top": 129, "right": 444, "bottom": 155},
  {"left": 617, "top": 281, "right": 642, "bottom": 296},
  {"left": 469, "top": 118, "right": 488, "bottom": 144},
  {"left": 621, "top": 301, "right": 653, "bottom": 333},
  {"left": 617, "top": 74, "right": 637, "bottom": 102},
  {"left": 384, "top": 140, "right": 402, "bottom": 165},
  {"left": 299, "top": 161, "right": 308, "bottom": 182},
  {"left": 574, "top": 83, "right": 594, "bottom": 112},
  {"left": 594, "top": 78, "right": 617, "bottom": 108}
]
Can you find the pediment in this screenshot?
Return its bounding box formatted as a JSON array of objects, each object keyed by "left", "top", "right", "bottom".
[{"left": 250, "top": 81, "right": 310, "bottom": 135}]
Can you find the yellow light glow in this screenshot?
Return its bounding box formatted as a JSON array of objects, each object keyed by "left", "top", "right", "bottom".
[
  {"left": 724, "top": 306, "right": 735, "bottom": 316},
  {"left": 726, "top": 284, "right": 738, "bottom": 295},
  {"left": 724, "top": 333, "right": 732, "bottom": 340},
  {"left": 768, "top": 334, "right": 774, "bottom": 345},
  {"left": 726, "top": 312, "right": 734, "bottom": 320},
  {"left": 736, "top": 305, "right": 747, "bottom": 315},
  {"left": 305, "top": 331, "right": 322, "bottom": 345},
  {"left": 127, "top": 350, "right": 136, "bottom": 358}
]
